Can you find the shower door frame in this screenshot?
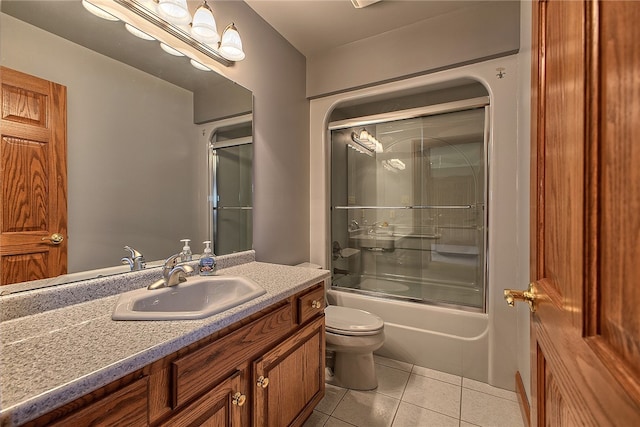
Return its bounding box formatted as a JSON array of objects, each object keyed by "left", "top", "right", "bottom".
[
  {"left": 207, "top": 114, "right": 254, "bottom": 256},
  {"left": 328, "top": 97, "right": 491, "bottom": 312}
]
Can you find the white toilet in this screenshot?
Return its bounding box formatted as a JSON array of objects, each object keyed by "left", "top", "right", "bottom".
[{"left": 324, "top": 305, "right": 385, "bottom": 390}]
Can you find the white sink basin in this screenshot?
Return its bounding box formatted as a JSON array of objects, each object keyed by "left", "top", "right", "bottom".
[{"left": 112, "top": 275, "right": 266, "bottom": 320}]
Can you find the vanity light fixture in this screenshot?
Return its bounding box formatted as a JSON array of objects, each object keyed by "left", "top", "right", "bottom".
[
  {"left": 191, "top": 1, "right": 219, "bottom": 45},
  {"left": 219, "top": 23, "right": 245, "bottom": 61},
  {"left": 125, "top": 23, "right": 155, "bottom": 40},
  {"left": 157, "top": 0, "right": 191, "bottom": 25},
  {"left": 190, "top": 59, "right": 211, "bottom": 71},
  {"left": 82, "top": 0, "right": 119, "bottom": 21},
  {"left": 351, "top": 128, "right": 383, "bottom": 153},
  {"left": 382, "top": 159, "right": 405, "bottom": 173},
  {"left": 160, "top": 42, "right": 185, "bottom": 56},
  {"left": 82, "top": 0, "right": 245, "bottom": 67}
]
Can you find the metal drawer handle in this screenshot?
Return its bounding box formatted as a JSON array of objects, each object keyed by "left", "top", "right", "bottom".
[
  {"left": 257, "top": 376, "right": 269, "bottom": 388},
  {"left": 232, "top": 392, "right": 246, "bottom": 406}
]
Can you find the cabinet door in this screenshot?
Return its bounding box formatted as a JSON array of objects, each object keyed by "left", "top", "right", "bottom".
[
  {"left": 161, "top": 371, "right": 245, "bottom": 427},
  {"left": 253, "top": 316, "right": 325, "bottom": 427}
]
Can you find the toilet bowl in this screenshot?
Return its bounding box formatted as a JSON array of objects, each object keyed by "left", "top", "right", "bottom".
[{"left": 324, "top": 305, "right": 385, "bottom": 390}]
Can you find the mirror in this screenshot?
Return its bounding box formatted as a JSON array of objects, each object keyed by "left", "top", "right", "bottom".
[{"left": 0, "top": 1, "right": 253, "bottom": 291}]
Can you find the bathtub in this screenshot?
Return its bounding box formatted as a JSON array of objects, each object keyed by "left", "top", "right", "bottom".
[{"left": 327, "top": 288, "right": 489, "bottom": 383}]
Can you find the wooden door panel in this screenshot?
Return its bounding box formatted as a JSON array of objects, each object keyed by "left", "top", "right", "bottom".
[
  {"left": 253, "top": 316, "right": 325, "bottom": 427},
  {"left": 1, "top": 250, "right": 49, "bottom": 284},
  {"left": 2, "top": 136, "right": 49, "bottom": 233},
  {"left": 1, "top": 80, "right": 49, "bottom": 127},
  {"left": 0, "top": 67, "right": 67, "bottom": 285},
  {"left": 596, "top": 1, "right": 640, "bottom": 391},
  {"left": 531, "top": 1, "right": 640, "bottom": 425},
  {"left": 541, "top": 0, "right": 585, "bottom": 314}
]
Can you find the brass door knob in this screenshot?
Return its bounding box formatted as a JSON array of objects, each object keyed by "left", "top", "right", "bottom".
[
  {"left": 232, "top": 392, "right": 246, "bottom": 406},
  {"left": 41, "top": 233, "right": 64, "bottom": 245},
  {"left": 311, "top": 300, "right": 322, "bottom": 309},
  {"left": 257, "top": 375, "right": 269, "bottom": 388},
  {"left": 504, "top": 283, "right": 537, "bottom": 312}
]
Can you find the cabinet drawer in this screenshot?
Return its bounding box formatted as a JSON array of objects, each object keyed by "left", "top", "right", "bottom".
[
  {"left": 50, "top": 377, "right": 148, "bottom": 427},
  {"left": 298, "top": 284, "right": 325, "bottom": 324},
  {"left": 172, "top": 303, "right": 293, "bottom": 408}
]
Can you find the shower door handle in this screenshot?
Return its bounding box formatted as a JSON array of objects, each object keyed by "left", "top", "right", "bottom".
[{"left": 504, "top": 283, "right": 538, "bottom": 312}]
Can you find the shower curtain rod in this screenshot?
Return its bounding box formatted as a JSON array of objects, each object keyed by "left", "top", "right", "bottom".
[{"left": 328, "top": 96, "right": 489, "bottom": 131}]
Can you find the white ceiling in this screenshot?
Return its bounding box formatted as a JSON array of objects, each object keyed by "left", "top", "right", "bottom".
[{"left": 244, "top": 0, "right": 486, "bottom": 57}]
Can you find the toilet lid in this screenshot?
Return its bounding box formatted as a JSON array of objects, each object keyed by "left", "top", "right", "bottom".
[{"left": 325, "top": 305, "right": 384, "bottom": 336}]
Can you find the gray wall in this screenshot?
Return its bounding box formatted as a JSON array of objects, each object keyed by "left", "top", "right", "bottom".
[
  {"left": 1, "top": 13, "right": 200, "bottom": 272},
  {"left": 196, "top": 1, "right": 310, "bottom": 265},
  {"left": 306, "top": 1, "right": 520, "bottom": 98}
]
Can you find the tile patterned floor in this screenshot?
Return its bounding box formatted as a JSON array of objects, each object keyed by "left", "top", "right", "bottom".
[{"left": 303, "top": 355, "right": 524, "bottom": 427}]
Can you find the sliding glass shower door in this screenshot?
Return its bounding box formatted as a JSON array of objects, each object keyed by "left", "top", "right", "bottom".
[{"left": 330, "top": 99, "right": 488, "bottom": 311}]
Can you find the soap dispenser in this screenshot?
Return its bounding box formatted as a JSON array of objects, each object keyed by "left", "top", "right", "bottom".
[
  {"left": 180, "top": 239, "right": 192, "bottom": 262},
  {"left": 198, "top": 241, "right": 216, "bottom": 276}
]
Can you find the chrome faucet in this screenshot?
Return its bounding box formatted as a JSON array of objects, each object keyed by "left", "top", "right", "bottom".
[
  {"left": 147, "top": 253, "right": 194, "bottom": 290},
  {"left": 121, "top": 246, "right": 146, "bottom": 271},
  {"left": 348, "top": 219, "right": 359, "bottom": 232}
]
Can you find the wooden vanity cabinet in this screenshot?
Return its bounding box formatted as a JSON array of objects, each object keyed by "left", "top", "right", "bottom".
[
  {"left": 158, "top": 371, "right": 244, "bottom": 427},
  {"left": 253, "top": 316, "right": 325, "bottom": 427},
  {"left": 46, "top": 376, "right": 149, "bottom": 427},
  {"left": 24, "top": 282, "right": 325, "bottom": 427}
]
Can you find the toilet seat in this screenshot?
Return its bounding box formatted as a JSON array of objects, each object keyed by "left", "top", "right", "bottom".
[{"left": 325, "top": 305, "right": 384, "bottom": 336}]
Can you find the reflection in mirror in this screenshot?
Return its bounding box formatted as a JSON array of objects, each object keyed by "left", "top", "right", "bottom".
[
  {"left": 0, "top": 1, "right": 252, "bottom": 292},
  {"left": 207, "top": 115, "right": 253, "bottom": 255}
]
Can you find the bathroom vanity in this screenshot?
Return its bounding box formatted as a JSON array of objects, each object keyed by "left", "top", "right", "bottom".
[{"left": 0, "top": 253, "right": 328, "bottom": 426}]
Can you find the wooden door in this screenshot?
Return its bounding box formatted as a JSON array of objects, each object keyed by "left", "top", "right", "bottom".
[
  {"left": 160, "top": 372, "right": 244, "bottom": 427},
  {"left": 529, "top": 0, "right": 640, "bottom": 425},
  {"left": 0, "top": 67, "right": 67, "bottom": 285},
  {"left": 253, "top": 316, "right": 325, "bottom": 427}
]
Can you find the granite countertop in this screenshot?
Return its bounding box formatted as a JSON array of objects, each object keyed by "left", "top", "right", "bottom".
[{"left": 0, "top": 258, "right": 329, "bottom": 426}]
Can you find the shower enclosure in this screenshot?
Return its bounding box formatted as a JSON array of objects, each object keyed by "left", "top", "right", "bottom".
[
  {"left": 208, "top": 115, "right": 253, "bottom": 256},
  {"left": 330, "top": 98, "right": 488, "bottom": 311}
]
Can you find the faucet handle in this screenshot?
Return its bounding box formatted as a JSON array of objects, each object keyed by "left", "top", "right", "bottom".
[{"left": 124, "top": 245, "right": 143, "bottom": 259}]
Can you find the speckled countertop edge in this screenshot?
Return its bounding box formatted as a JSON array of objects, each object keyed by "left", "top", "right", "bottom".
[{"left": 0, "top": 258, "right": 329, "bottom": 426}]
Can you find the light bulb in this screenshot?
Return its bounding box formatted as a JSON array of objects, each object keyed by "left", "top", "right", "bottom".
[
  {"left": 219, "top": 23, "right": 245, "bottom": 61},
  {"left": 158, "top": 0, "right": 191, "bottom": 25},
  {"left": 191, "top": 1, "right": 219, "bottom": 44}
]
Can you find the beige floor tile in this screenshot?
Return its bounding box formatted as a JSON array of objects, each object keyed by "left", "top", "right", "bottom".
[
  {"left": 325, "top": 417, "right": 358, "bottom": 427},
  {"left": 412, "top": 365, "right": 462, "bottom": 386},
  {"left": 375, "top": 364, "right": 411, "bottom": 399},
  {"left": 374, "top": 354, "right": 413, "bottom": 372},
  {"left": 462, "top": 378, "right": 518, "bottom": 402},
  {"left": 303, "top": 410, "right": 329, "bottom": 427},
  {"left": 332, "top": 390, "right": 400, "bottom": 427},
  {"left": 391, "top": 402, "right": 459, "bottom": 427},
  {"left": 461, "top": 388, "right": 523, "bottom": 427},
  {"left": 316, "top": 383, "right": 349, "bottom": 415},
  {"left": 401, "top": 374, "right": 461, "bottom": 419}
]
